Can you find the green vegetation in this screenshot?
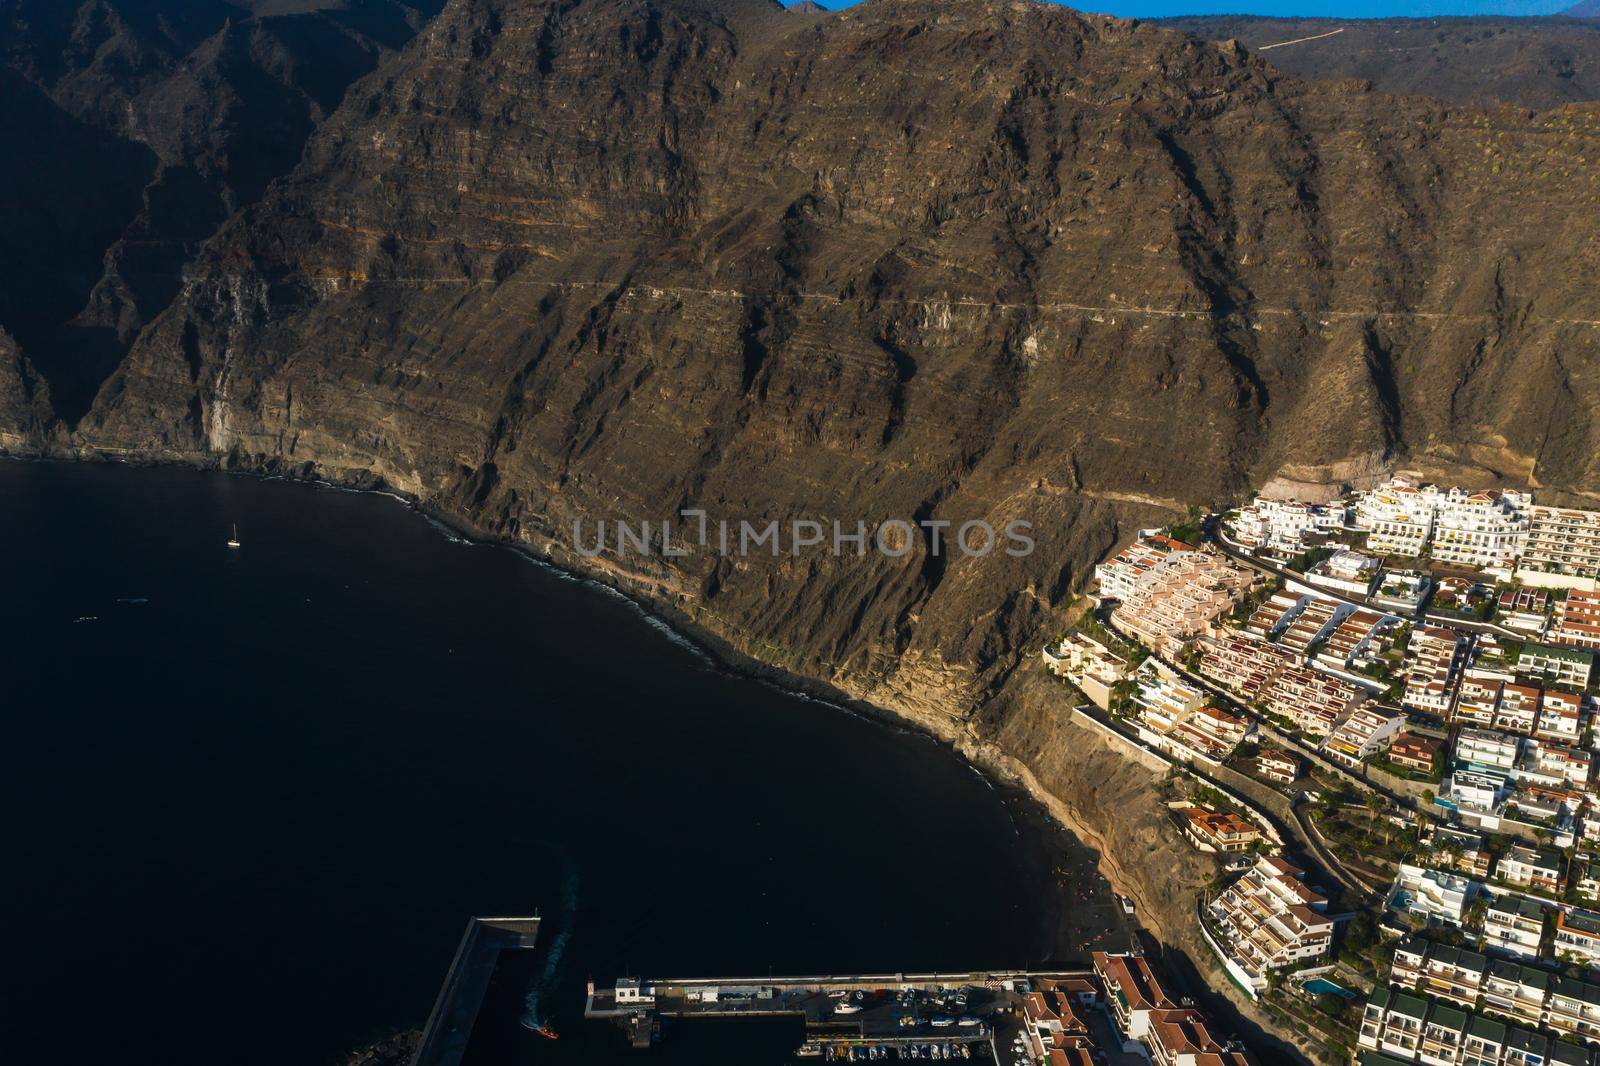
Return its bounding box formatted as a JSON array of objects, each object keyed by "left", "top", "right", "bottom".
[
  {"left": 1075, "top": 611, "right": 1147, "bottom": 666},
  {"left": 1307, "top": 798, "right": 1414, "bottom": 883},
  {"left": 1314, "top": 991, "right": 1348, "bottom": 1019},
  {"left": 1371, "top": 756, "right": 1442, "bottom": 784},
  {"left": 1165, "top": 505, "right": 1206, "bottom": 546},
  {"left": 1108, "top": 677, "right": 1139, "bottom": 717},
  {"left": 1286, "top": 545, "right": 1337, "bottom": 574},
  {"left": 1224, "top": 582, "right": 1279, "bottom": 627},
  {"left": 1337, "top": 910, "right": 1390, "bottom": 978}
]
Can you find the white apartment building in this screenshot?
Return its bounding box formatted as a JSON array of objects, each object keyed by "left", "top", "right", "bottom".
[
  {"left": 1520, "top": 505, "right": 1600, "bottom": 587},
  {"left": 1455, "top": 728, "right": 1522, "bottom": 776},
  {"left": 1043, "top": 631, "right": 1130, "bottom": 709},
  {"left": 1228, "top": 496, "right": 1345, "bottom": 556},
  {"left": 1430, "top": 487, "right": 1531, "bottom": 571},
  {"left": 1094, "top": 533, "right": 1194, "bottom": 603},
  {"left": 1484, "top": 895, "right": 1547, "bottom": 960},
  {"left": 1355, "top": 478, "right": 1439, "bottom": 557},
  {"left": 1129, "top": 660, "right": 1208, "bottom": 734},
  {"left": 1555, "top": 908, "right": 1600, "bottom": 969},
  {"left": 1388, "top": 864, "right": 1476, "bottom": 927},
  {"left": 1205, "top": 856, "right": 1332, "bottom": 994},
  {"left": 1353, "top": 477, "right": 1530, "bottom": 569},
  {"left": 1517, "top": 644, "right": 1595, "bottom": 690},
  {"left": 1305, "top": 548, "right": 1383, "bottom": 598},
  {"left": 1323, "top": 705, "right": 1405, "bottom": 768},
  {"left": 1403, "top": 625, "right": 1469, "bottom": 715}
]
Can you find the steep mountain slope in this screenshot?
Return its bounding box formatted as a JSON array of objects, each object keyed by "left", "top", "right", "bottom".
[
  {"left": 0, "top": 0, "right": 447, "bottom": 420},
  {"left": 1567, "top": 1, "right": 1600, "bottom": 17},
  {"left": 0, "top": 68, "right": 155, "bottom": 373},
  {"left": 23, "top": 0, "right": 1591, "bottom": 726},
  {"left": 1161, "top": 15, "right": 1600, "bottom": 109}
]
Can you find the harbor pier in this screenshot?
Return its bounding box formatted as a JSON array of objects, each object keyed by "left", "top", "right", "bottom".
[{"left": 585, "top": 970, "right": 1099, "bottom": 1060}]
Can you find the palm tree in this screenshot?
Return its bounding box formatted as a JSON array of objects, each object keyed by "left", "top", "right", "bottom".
[
  {"left": 1364, "top": 792, "right": 1383, "bottom": 842},
  {"left": 1109, "top": 678, "right": 1138, "bottom": 716},
  {"left": 1438, "top": 838, "right": 1463, "bottom": 871}
]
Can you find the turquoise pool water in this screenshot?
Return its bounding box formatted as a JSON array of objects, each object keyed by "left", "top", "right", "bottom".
[{"left": 1303, "top": 978, "right": 1355, "bottom": 999}]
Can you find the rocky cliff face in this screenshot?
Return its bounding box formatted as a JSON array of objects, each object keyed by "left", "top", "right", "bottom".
[
  {"left": 0, "top": 0, "right": 445, "bottom": 420},
  {"left": 1162, "top": 15, "right": 1600, "bottom": 110},
  {"left": 40, "top": 0, "right": 1597, "bottom": 712}
]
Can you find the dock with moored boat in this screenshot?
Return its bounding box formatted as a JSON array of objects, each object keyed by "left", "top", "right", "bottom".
[{"left": 585, "top": 970, "right": 1093, "bottom": 1059}]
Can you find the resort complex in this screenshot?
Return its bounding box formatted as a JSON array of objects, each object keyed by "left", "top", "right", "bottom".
[{"left": 1046, "top": 474, "right": 1600, "bottom": 1066}]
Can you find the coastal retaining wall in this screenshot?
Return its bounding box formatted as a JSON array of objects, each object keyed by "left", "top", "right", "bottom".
[
  {"left": 1069, "top": 707, "right": 1172, "bottom": 774},
  {"left": 1070, "top": 708, "right": 1285, "bottom": 849}
]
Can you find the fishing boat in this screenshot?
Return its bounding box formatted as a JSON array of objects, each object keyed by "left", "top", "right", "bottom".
[
  {"left": 835, "top": 1001, "right": 864, "bottom": 1015},
  {"left": 519, "top": 1018, "right": 560, "bottom": 1040},
  {"left": 227, "top": 524, "right": 241, "bottom": 549}
]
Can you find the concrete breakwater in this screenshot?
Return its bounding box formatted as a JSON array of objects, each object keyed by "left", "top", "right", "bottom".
[{"left": 413, "top": 918, "right": 543, "bottom": 1066}]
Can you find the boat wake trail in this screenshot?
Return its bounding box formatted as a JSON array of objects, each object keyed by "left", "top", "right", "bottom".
[{"left": 521, "top": 858, "right": 580, "bottom": 1038}]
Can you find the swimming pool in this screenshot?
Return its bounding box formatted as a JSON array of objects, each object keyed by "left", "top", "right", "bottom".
[{"left": 1303, "top": 978, "right": 1356, "bottom": 999}]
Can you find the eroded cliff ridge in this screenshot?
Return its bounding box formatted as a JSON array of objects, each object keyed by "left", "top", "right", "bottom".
[
  {"left": 1161, "top": 15, "right": 1600, "bottom": 110},
  {"left": 6, "top": 0, "right": 1600, "bottom": 722}
]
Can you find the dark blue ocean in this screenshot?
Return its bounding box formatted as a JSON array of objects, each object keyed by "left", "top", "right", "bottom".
[{"left": 0, "top": 460, "right": 1128, "bottom": 1065}]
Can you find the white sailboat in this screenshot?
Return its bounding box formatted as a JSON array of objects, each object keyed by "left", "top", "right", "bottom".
[{"left": 227, "top": 524, "right": 241, "bottom": 549}]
